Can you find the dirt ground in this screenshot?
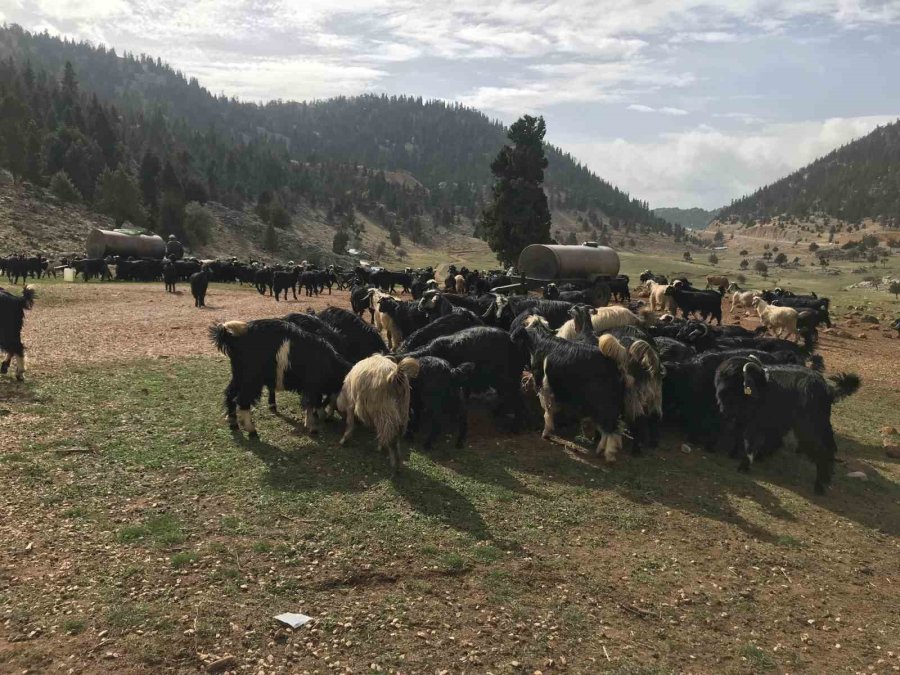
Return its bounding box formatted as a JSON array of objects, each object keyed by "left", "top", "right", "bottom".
[{"left": 2, "top": 279, "right": 899, "bottom": 675}]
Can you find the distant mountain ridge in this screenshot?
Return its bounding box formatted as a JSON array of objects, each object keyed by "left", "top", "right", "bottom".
[
  {"left": 653, "top": 207, "right": 718, "bottom": 230},
  {"left": 0, "top": 23, "right": 672, "bottom": 254},
  {"left": 718, "top": 119, "right": 900, "bottom": 227}
]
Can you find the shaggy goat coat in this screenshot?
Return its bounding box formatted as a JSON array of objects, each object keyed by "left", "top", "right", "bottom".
[
  {"left": 337, "top": 354, "right": 420, "bottom": 473},
  {"left": 715, "top": 357, "right": 860, "bottom": 493},
  {"left": 0, "top": 285, "right": 35, "bottom": 380},
  {"left": 210, "top": 319, "right": 351, "bottom": 436},
  {"left": 556, "top": 306, "right": 640, "bottom": 340}
]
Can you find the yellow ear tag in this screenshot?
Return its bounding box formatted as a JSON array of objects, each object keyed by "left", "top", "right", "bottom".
[{"left": 743, "top": 386, "right": 753, "bottom": 396}]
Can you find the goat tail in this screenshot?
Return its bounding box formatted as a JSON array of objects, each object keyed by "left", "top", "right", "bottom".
[
  {"left": 21, "top": 284, "right": 36, "bottom": 310},
  {"left": 209, "top": 320, "right": 248, "bottom": 356},
  {"left": 396, "top": 357, "right": 420, "bottom": 381},
  {"left": 828, "top": 372, "right": 860, "bottom": 402}
]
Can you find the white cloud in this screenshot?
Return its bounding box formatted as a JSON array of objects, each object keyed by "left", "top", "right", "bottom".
[
  {"left": 191, "top": 59, "right": 387, "bottom": 101},
  {"left": 627, "top": 104, "right": 688, "bottom": 115},
  {"left": 564, "top": 115, "right": 899, "bottom": 209}
]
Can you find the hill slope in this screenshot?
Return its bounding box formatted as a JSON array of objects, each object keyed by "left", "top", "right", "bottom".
[
  {"left": 0, "top": 24, "right": 672, "bottom": 264},
  {"left": 718, "top": 119, "right": 900, "bottom": 226},
  {"left": 653, "top": 207, "right": 717, "bottom": 230}
]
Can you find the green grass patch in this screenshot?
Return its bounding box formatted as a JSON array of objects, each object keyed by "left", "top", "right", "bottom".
[
  {"left": 170, "top": 551, "right": 199, "bottom": 568},
  {"left": 62, "top": 618, "right": 86, "bottom": 634},
  {"left": 116, "top": 514, "right": 184, "bottom": 546},
  {"left": 740, "top": 643, "right": 776, "bottom": 671}
]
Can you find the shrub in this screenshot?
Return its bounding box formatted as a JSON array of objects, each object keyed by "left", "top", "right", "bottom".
[
  {"left": 708, "top": 253, "right": 718, "bottom": 265},
  {"left": 49, "top": 170, "right": 82, "bottom": 203},
  {"left": 332, "top": 230, "right": 349, "bottom": 255},
  {"left": 183, "top": 202, "right": 215, "bottom": 247}
]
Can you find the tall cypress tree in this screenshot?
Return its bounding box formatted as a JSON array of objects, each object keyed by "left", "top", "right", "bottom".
[{"left": 479, "top": 115, "right": 551, "bottom": 267}]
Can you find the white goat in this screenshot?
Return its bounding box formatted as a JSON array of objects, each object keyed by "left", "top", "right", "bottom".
[
  {"left": 556, "top": 306, "right": 640, "bottom": 340},
  {"left": 454, "top": 274, "right": 466, "bottom": 294},
  {"left": 337, "top": 354, "right": 420, "bottom": 474},
  {"left": 752, "top": 297, "right": 799, "bottom": 340},
  {"left": 646, "top": 280, "right": 676, "bottom": 314},
  {"left": 367, "top": 288, "right": 401, "bottom": 349},
  {"left": 730, "top": 289, "right": 762, "bottom": 312}
]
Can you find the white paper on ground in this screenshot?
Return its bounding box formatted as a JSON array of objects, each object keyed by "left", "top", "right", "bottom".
[{"left": 274, "top": 612, "right": 313, "bottom": 628}]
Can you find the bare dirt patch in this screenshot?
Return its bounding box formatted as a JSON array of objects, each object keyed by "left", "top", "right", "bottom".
[{"left": 21, "top": 281, "right": 347, "bottom": 373}]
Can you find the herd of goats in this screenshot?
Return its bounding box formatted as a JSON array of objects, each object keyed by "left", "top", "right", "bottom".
[{"left": 1, "top": 252, "right": 863, "bottom": 494}]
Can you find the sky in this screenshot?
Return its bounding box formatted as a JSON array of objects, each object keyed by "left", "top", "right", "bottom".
[{"left": 2, "top": 1, "right": 900, "bottom": 209}]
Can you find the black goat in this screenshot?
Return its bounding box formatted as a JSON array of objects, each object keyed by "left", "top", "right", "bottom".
[
  {"left": 395, "top": 309, "right": 484, "bottom": 354},
  {"left": 639, "top": 270, "right": 668, "bottom": 285},
  {"left": 512, "top": 321, "right": 625, "bottom": 460},
  {"left": 163, "top": 260, "right": 178, "bottom": 293},
  {"left": 421, "top": 290, "right": 495, "bottom": 322},
  {"left": 507, "top": 300, "right": 575, "bottom": 334},
  {"left": 254, "top": 268, "right": 274, "bottom": 296},
  {"left": 662, "top": 348, "right": 808, "bottom": 452},
  {"left": 608, "top": 274, "right": 630, "bottom": 302},
  {"left": 350, "top": 284, "right": 375, "bottom": 322},
  {"left": 404, "top": 326, "right": 526, "bottom": 425},
  {"left": 377, "top": 297, "right": 429, "bottom": 343},
  {"left": 715, "top": 357, "right": 860, "bottom": 493},
  {"left": 317, "top": 306, "right": 388, "bottom": 363},
  {"left": 74, "top": 258, "right": 111, "bottom": 282},
  {"left": 0, "top": 285, "right": 35, "bottom": 380},
  {"left": 210, "top": 319, "right": 351, "bottom": 437},
  {"left": 407, "top": 357, "right": 475, "bottom": 450},
  {"left": 664, "top": 284, "right": 723, "bottom": 325},
  {"left": 190, "top": 267, "right": 210, "bottom": 308},
  {"left": 273, "top": 268, "right": 300, "bottom": 301}
]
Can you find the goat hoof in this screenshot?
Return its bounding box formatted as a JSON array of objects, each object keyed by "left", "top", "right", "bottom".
[
  {"left": 228, "top": 421, "right": 239, "bottom": 430},
  {"left": 248, "top": 431, "right": 259, "bottom": 440},
  {"left": 268, "top": 405, "right": 278, "bottom": 413},
  {"left": 0, "top": 363, "right": 8, "bottom": 374}
]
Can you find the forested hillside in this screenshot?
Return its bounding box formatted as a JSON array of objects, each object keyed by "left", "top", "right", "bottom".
[
  {"left": 719, "top": 119, "right": 900, "bottom": 227},
  {"left": 0, "top": 24, "right": 674, "bottom": 259},
  {"left": 653, "top": 207, "right": 718, "bottom": 230}
]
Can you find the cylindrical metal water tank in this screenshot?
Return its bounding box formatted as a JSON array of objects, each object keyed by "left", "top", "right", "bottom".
[
  {"left": 85, "top": 229, "right": 166, "bottom": 259},
  {"left": 518, "top": 244, "right": 620, "bottom": 281}
]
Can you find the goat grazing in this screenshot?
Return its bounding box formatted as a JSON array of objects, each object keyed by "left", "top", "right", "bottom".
[
  {"left": 407, "top": 357, "right": 474, "bottom": 450},
  {"left": 395, "top": 309, "right": 484, "bottom": 354},
  {"left": 512, "top": 320, "right": 625, "bottom": 461},
  {"left": 337, "top": 354, "right": 419, "bottom": 474},
  {"left": 210, "top": 319, "right": 351, "bottom": 437}
]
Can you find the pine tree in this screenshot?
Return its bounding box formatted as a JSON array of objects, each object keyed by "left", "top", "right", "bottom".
[
  {"left": 139, "top": 151, "right": 162, "bottom": 219},
  {"left": 479, "top": 115, "right": 552, "bottom": 266},
  {"left": 0, "top": 93, "right": 28, "bottom": 181},
  {"left": 332, "top": 230, "right": 349, "bottom": 254},
  {"left": 263, "top": 222, "right": 278, "bottom": 251},
  {"left": 96, "top": 166, "right": 146, "bottom": 226},
  {"left": 24, "top": 123, "right": 42, "bottom": 184}
]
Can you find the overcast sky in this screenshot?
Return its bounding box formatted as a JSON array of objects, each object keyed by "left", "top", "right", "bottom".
[{"left": 3, "top": 1, "right": 900, "bottom": 209}]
